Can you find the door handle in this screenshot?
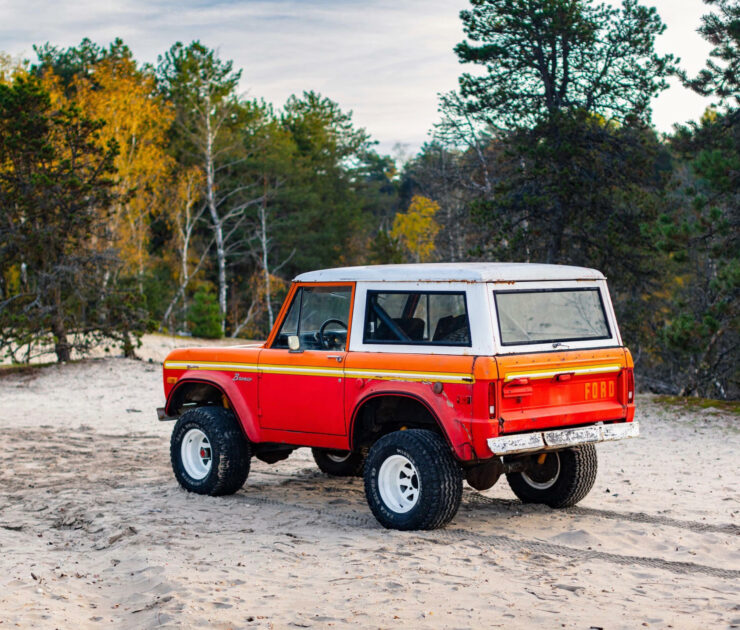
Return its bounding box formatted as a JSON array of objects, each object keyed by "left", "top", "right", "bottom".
[
  {"left": 327, "top": 355, "right": 343, "bottom": 363},
  {"left": 503, "top": 386, "right": 532, "bottom": 398},
  {"left": 503, "top": 377, "right": 532, "bottom": 398}
]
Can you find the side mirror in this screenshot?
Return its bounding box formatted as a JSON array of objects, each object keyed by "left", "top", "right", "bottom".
[{"left": 287, "top": 335, "right": 301, "bottom": 352}]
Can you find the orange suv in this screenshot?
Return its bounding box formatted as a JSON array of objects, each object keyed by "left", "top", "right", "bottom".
[{"left": 158, "top": 263, "right": 638, "bottom": 530}]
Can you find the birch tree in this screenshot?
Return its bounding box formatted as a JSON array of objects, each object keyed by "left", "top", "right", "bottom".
[
  {"left": 243, "top": 114, "right": 296, "bottom": 333},
  {"left": 160, "top": 166, "right": 209, "bottom": 331},
  {"left": 157, "top": 42, "right": 263, "bottom": 335}
]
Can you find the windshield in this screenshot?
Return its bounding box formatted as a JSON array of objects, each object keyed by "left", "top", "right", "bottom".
[{"left": 494, "top": 288, "right": 611, "bottom": 346}]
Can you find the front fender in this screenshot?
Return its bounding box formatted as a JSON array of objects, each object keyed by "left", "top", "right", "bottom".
[{"left": 165, "top": 370, "right": 261, "bottom": 443}]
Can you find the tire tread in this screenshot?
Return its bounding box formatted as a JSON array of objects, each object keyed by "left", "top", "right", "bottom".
[
  {"left": 506, "top": 444, "right": 597, "bottom": 508},
  {"left": 170, "top": 406, "right": 251, "bottom": 496},
  {"left": 364, "top": 429, "right": 462, "bottom": 530}
]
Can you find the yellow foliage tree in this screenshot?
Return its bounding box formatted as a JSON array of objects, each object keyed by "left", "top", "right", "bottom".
[
  {"left": 69, "top": 50, "right": 174, "bottom": 288},
  {"left": 391, "top": 195, "right": 441, "bottom": 263}
]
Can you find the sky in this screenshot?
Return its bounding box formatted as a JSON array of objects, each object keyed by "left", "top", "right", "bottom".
[{"left": 1, "top": 0, "right": 717, "bottom": 158}]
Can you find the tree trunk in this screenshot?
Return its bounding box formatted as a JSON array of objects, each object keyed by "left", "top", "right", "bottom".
[
  {"left": 259, "top": 200, "right": 274, "bottom": 330},
  {"left": 546, "top": 202, "right": 565, "bottom": 264},
  {"left": 122, "top": 330, "right": 136, "bottom": 359},
  {"left": 160, "top": 244, "right": 211, "bottom": 332},
  {"left": 204, "top": 108, "right": 227, "bottom": 336},
  {"left": 160, "top": 172, "right": 205, "bottom": 333},
  {"left": 52, "top": 315, "right": 70, "bottom": 363},
  {"left": 261, "top": 175, "right": 274, "bottom": 329}
]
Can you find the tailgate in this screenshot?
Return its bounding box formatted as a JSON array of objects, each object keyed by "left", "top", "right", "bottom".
[{"left": 495, "top": 348, "right": 629, "bottom": 434}]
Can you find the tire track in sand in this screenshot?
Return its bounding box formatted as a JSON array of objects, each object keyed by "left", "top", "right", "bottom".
[
  {"left": 464, "top": 493, "right": 740, "bottom": 536},
  {"left": 236, "top": 493, "right": 740, "bottom": 581}
]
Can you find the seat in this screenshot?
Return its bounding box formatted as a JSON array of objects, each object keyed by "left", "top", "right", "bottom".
[
  {"left": 396, "top": 317, "right": 425, "bottom": 340},
  {"left": 433, "top": 314, "right": 469, "bottom": 343}
]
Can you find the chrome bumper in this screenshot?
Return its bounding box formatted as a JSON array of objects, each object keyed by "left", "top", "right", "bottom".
[{"left": 486, "top": 421, "right": 639, "bottom": 456}]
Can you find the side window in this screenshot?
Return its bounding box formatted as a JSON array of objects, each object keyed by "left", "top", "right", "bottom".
[
  {"left": 363, "top": 291, "right": 471, "bottom": 346},
  {"left": 272, "top": 285, "right": 352, "bottom": 351}
]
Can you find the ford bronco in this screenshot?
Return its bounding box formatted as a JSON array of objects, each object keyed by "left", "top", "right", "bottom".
[{"left": 158, "top": 263, "right": 638, "bottom": 530}]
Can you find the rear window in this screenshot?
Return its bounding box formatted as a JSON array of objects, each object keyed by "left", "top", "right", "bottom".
[
  {"left": 494, "top": 288, "right": 611, "bottom": 346},
  {"left": 364, "top": 291, "right": 471, "bottom": 346}
]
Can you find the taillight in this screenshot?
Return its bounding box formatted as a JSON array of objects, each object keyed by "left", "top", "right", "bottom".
[
  {"left": 489, "top": 381, "right": 497, "bottom": 418},
  {"left": 627, "top": 369, "right": 635, "bottom": 403}
]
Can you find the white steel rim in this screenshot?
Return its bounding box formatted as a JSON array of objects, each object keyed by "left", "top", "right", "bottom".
[
  {"left": 378, "top": 454, "right": 420, "bottom": 513},
  {"left": 326, "top": 451, "right": 352, "bottom": 463},
  {"left": 522, "top": 452, "right": 560, "bottom": 490},
  {"left": 181, "top": 428, "right": 212, "bottom": 480}
]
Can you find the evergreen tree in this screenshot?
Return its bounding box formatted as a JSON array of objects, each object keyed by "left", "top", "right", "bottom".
[
  {"left": 0, "top": 76, "right": 147, "bottom": 362},
  {"left": 445, "top": 0, "right": 675, "bottom": 130},
  {"left": 683, "top": 0, "right": 740, "bottom": 109},
  {"left": 277, "top": 91, "right": 380, "bottom": 272},
  {"left": 660, "top": 111, "right": 739, "bottom": 398},
  {"left": 433, "top": 0, "right": 676, "bottom": 366},
  {"left": 658, "top": 0, "right": 740, "bottom": 398}
]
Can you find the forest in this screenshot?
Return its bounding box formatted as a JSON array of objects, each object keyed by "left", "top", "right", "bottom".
[{"left": 0, "top": 0, "right": 737, "bottom": 399}]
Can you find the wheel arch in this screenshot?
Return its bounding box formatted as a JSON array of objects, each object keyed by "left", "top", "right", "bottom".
[
  {"left": 165, "top": 375, "right": 259, "bottom": 442},
  {"left": 349, "top": 391, "right": 453, "bottom": 453}
]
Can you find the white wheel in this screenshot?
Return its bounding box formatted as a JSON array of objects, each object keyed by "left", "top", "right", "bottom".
[
  {"left": 520, "top": 451, "right": 560, "bottom": 490},
  {"left": 365, "top": 430, "right": 462, "bottom": 530},
  {"left": 378, "top": 454, "right": 420, "bottom": 513},
  {"left": 180, "top": 428, "right": 212, "bottom": 480},
  {"left": 171, "top": 407, "right": 251, "bottom": 496}
]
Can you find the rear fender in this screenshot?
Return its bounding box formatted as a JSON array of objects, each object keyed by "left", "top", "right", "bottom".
[
  {"left": 349, "top": 387, "right": 475, "bottom": 461},
  {"left": 165, "top": 371, "right": 260, "bottom": 442}
]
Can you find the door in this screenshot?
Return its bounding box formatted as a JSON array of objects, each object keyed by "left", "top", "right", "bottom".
[{"left": 258, "top": 284, "right": 353, "bottom": 435}]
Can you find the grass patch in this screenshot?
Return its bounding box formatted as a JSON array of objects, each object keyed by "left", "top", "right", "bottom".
[
  {"left": 0, "top": 361, "right": 58, "bottom": 378},
  {"left": 654, "top": 395, "right": 740, "bottom": 415}
]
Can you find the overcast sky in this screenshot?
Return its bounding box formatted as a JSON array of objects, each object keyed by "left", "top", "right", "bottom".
[{"left": 1, "top": 0, "right": 716, "bottom": 157}]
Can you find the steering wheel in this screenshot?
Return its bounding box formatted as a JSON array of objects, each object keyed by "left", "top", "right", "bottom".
[{"left": 318, "top": 318, "right": 348, "bottom": 350}]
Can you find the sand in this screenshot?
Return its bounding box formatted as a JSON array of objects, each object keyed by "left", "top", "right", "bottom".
[{"left": 0, "top": 335, "right": 738, "bottom": 629}]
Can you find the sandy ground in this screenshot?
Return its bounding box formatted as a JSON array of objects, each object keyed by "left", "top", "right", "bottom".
[{"left": 0, "top": 336, "right": 738, "bottom": 629}]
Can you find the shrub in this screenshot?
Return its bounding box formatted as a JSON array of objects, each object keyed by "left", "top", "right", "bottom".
[{"left": 188, "top": 289, "right": 222, "bottom": 339}]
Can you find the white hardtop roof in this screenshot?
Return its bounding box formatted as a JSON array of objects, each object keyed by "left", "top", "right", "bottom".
[{"left": 294, "top": 263, "right": 605, "bottom": 283}]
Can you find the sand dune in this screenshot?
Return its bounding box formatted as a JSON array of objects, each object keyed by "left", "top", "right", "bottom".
[{"left": 1, "top": 344, "right": 738, "bottom": 628}]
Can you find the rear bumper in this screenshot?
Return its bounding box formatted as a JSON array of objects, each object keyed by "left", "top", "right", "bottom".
[{"left": 486, "top": 421, "right": 639, "bottom": 456}]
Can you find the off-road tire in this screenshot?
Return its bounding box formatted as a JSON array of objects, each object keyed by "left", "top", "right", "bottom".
[
  {"left": 506, "top": 444, "right": 597, "bottom": 508},
  {"left": 364, "top": 429, "right": 462, "bottom": 530},
  {"left": 312, "top": 448, "right": 365, "bottom": 477},
  {"left": 170, "top": 406, "right": 251, "bottom": 496}
]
